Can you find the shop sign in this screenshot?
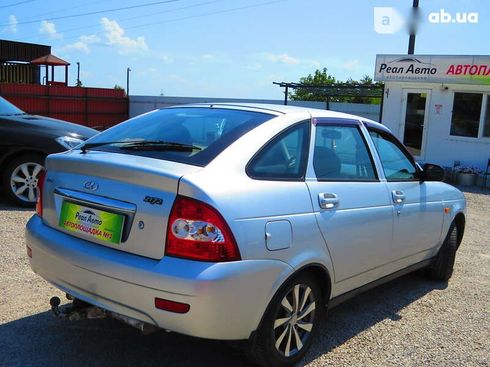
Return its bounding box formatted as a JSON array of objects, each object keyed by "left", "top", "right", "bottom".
[{"left": 375, "top": 55, "right": 490, "bottom": 85}]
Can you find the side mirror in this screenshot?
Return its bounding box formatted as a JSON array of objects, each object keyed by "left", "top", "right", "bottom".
[{"left": 421, "top": 163, "right": 445, "bottom": 182}]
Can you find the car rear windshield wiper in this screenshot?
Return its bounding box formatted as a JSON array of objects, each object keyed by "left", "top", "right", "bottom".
[
  {"left": 81, "top": 140, "right": 201, "bottom": 154},
  {"left": 81, "top": 141, "right": 133, "bottom": 153},
  {"left": 119, "top": 141, "right": 202, "bottom": 152}
]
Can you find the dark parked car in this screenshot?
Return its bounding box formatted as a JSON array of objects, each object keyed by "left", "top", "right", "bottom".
[{"left": 0, "top": 97, "right": 97, "bottom": 206}]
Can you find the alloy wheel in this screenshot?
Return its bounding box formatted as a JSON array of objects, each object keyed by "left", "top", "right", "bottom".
[
  {"left": 9, "top": 162, "right": 43, "bottom": 203},
  {"left": 273, "top": 283, "right": 316, "bottom": 357}
]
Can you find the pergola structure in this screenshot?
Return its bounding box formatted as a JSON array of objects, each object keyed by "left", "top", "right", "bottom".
[
  {"left": 30, "top": 53, "right": 70, "bottom": 86},
  {"left": 273, "top": 81, "right": 385, "bottom": 121}
]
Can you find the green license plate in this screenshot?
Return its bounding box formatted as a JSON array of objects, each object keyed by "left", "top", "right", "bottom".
[{"left": 59, "top": 201, "right": 125, "bottom": 245}]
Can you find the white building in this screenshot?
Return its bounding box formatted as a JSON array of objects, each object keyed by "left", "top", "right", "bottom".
[{"left": 375, "top": 54, "right": 490, "bottom": 171}]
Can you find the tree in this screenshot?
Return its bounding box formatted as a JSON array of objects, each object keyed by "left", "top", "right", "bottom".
[
  {"left": 289, "top": 68, "right": 336, "bottom": 101},
  {"left": 360, "top": 74, "right": 374, "bottom": 84}
]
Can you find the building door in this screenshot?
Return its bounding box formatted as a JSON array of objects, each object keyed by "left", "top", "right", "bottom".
[{"left": 400, "top": 90, "right": 431, "bottom": 161}]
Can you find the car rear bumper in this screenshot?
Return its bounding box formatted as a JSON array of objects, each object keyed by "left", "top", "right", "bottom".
[{"left": 26, "top": 215, "right": 292, "bottom": 340}]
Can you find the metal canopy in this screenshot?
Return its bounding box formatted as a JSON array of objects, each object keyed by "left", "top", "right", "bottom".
[
  {"left": 273, "top": 81, "right": 384, "bottom": 98},
  {"left": 273, "top": 81, "right": 385, "bottom": 122}
]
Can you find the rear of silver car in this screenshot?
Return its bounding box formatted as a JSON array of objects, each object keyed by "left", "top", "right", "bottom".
[{"left": 26, "top": 150, "right": 291, "bottom": 339}]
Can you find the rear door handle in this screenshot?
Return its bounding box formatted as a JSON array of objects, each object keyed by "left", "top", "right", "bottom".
[
  {"left": 318, "top": 193, "right": 339, "bottom": 209},
  {"left": 391, "top": 190, "right": 405, "bottom": 204}
]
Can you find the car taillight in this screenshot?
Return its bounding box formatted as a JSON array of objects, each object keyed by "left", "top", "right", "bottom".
[
  {"left": 165, "top": 196, "right": 241, "bottom": 262},
  {"left": 36, "top": 169, "right": 46, "bottom": 217}
]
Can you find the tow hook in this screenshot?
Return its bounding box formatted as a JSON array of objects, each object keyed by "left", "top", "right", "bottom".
[
  {"left": 49, "top": 296, "right": 61, "bottom": 316},
  {"left": 48, "top": 295, "right": 159, "bottom": 334},
  {"left": 49, "top": 295, "right": 108, "bottom": 320}
]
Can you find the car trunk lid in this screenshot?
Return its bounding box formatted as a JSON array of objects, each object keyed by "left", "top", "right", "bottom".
[{"left": 41, "top": 150, "right": 202, "bottom": 259}]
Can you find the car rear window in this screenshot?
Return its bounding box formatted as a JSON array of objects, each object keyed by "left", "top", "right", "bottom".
[{"left": 83, "top": 107, "right": 274, "bottom": 166}]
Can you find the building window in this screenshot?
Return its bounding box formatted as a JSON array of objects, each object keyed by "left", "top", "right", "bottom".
[
  {"left": 450, "top": 92, "right": 482, "bottom": 138},
  {"left": 484, "top": 96, "right": 490, "bottom": 138}
]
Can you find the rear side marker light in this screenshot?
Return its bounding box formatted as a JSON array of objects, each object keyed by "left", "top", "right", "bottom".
[
  {"left": 154, "top": 298, "right": 190, "bottom": 314},
  {"left": 36, "top": 169, "right": 46, "bottom": 218}
]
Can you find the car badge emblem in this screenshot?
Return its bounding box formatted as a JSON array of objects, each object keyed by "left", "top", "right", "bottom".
[{"left": 84, "top": 181, "right": 99, "bottom": 191}]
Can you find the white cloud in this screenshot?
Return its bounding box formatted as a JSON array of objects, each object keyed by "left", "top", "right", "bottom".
[
  {"left": 64, "top": 41, "right": 89, "bottom": 53},
  {"left": 3, "top": 15, "right": 17, "bottom": 33},
  {"left": 63, "top": 34, "right": 100, "bottom": 54},
  {"left": 342, "top": 59, "right": 360, "bottom": 70},
  {"left": 201, "top": 53, "right": 214, "bottom": 60},
  {"left": 39, "top": 20, "right": 62, "bottom": 39},
  {"left": 266, "top": 53, "right": 300, "bottom": 65},
  {"left": 101, "top": 17, "right": 148, "bottom": 53},
  {"left": 80, "top": 34, "right": 101, "bottom": 44}
]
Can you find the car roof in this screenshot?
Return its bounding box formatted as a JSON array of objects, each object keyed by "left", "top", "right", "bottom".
[{"left": 165, "top": 102, "right": 388, "bottom": 131}]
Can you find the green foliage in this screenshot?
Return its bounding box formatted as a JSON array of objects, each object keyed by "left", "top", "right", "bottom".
[
  {"left": 289, "top": 69, "right": 382, "bottom": 104},
  {"left": 113, "top": 84, "right": 124, "bottom": 90},
  {"left": 290, "top": 68, "right": 336, "bottom": 101}
]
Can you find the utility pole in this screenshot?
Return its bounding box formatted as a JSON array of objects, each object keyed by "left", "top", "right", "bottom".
[
  {"left": 408, "top": 0, "right": 419, "bottom": 54},
  {"left": 76, "top": 62, "right": 80, "bottom": 86},
  {"left": 126, "top": 67, "right": 131, "bottom": 96}
]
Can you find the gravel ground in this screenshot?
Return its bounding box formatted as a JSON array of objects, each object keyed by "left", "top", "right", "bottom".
[{"left": 0, "top": 188, "right": 489, "bottom": 367}]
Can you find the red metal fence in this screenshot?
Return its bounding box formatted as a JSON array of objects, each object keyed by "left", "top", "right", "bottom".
[{"left": 0, "top": 83, "right": 128, "bottom": 129}]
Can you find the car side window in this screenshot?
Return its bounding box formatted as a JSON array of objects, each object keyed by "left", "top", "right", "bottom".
[
  {"left": 247, "top": 121, "right": 310, "bottom": 180},
  {"left": 314, "top": 125, "right": 377, "bottom": 181},
  {"left": 368, "top": 129, "right": 418, "bottom": 181}
]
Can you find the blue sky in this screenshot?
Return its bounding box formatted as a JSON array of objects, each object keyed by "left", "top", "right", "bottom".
[{"left": 1, "top": 0, "right": 488, "bottom": 98}]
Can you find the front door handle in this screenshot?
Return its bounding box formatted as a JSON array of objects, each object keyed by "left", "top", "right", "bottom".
[
  {"left": 318, "top": 193, "right": 339, "bottom": 209},
  {"left": 392, "top": 190, "right": 406, "bottom": 204}
]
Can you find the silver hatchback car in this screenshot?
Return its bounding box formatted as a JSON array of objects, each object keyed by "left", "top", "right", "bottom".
[{"left": 26, "top": 104, "right": 466, "bottom": 367}]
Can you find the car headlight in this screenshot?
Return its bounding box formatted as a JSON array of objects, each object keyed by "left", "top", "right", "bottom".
[{"left": 55, "top": 136, "right": 84, "bottom": 150}]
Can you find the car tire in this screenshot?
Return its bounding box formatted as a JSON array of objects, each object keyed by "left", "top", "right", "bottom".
[
  {"left": 2, "top": 153, "right": 45, "bottom": 207},
  {"left": 427, "top": 224, "right": 458, "bottom": 281},
  {"left": 248, "top": 274, "right": 323, "bottom": 367}
]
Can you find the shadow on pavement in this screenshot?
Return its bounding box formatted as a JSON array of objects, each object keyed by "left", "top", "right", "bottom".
[
  {"left": 0, "top": 271, "right": 447, "bottom": 367},
  {"left": 302, "top": 271, "right": 447, "bottom": 365},
  {"left": 0, "top": 310, "right": 251, "bottom": 367}
]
